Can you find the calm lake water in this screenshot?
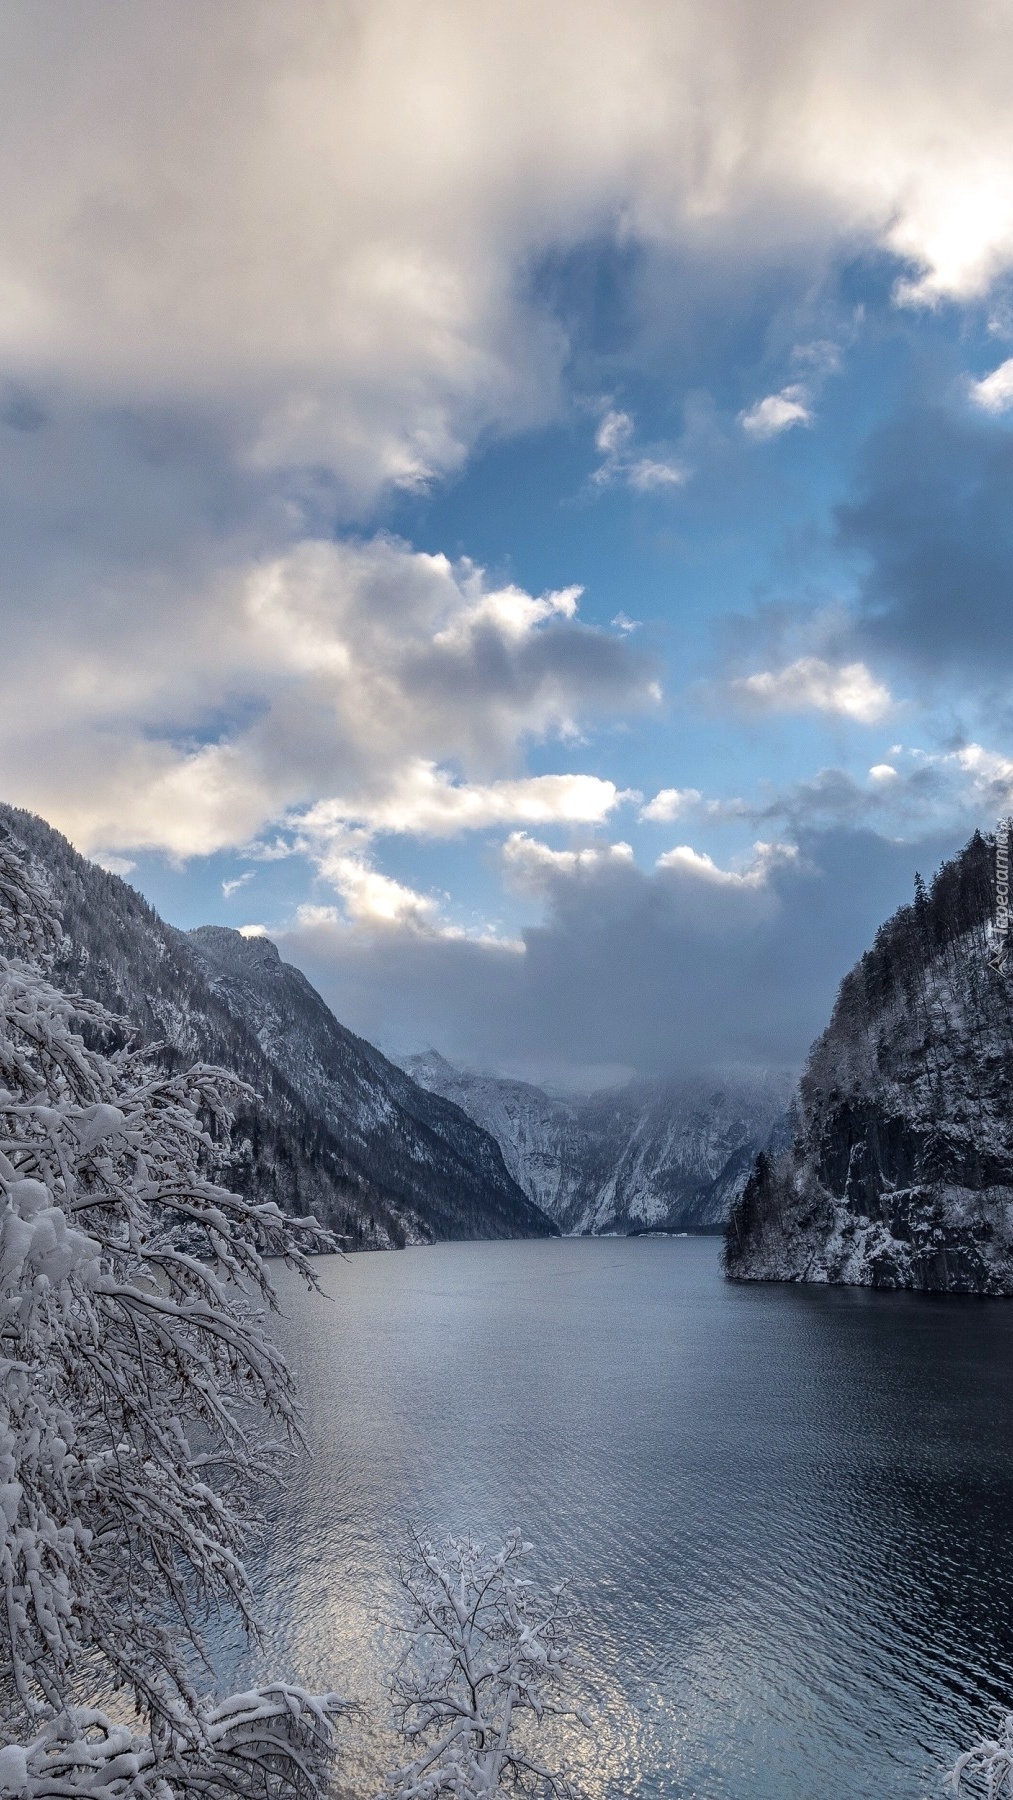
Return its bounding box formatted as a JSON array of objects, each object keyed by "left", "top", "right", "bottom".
[{"left": 215, "top": 1236, "right": 1013, "bottom": 1798}]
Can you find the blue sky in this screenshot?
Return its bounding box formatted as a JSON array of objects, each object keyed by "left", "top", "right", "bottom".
[{"left": 3, "top": 1, "right": 1013, "bottom": 1084}]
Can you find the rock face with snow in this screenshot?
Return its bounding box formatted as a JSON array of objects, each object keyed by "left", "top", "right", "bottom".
[
  {"left": 403, "top": 1050, "right": 791, "bottom": 1234},
  {"left": 725, "top": 831, "right": 1013, "bottom": 1292},
  {"left": 0, "top": 805, "right": 555, "bottom": 1248}
]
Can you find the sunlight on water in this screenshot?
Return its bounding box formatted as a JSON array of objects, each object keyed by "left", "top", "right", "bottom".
[{"left": 207, "top": 1238, "right": 1013, "bottom": 1798}]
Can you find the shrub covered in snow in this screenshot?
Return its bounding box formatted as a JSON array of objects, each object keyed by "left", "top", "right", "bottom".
[{"left": 381, "top": 1528, "right": 587, "bottom": 1799}]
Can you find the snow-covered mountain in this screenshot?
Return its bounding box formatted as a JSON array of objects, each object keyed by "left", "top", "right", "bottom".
[
  {"left": 726, "top": 831, "right": 1013, "bottom": 1292},
  {"left": 0, "top": 805, "right": 555, "bottom": 1248},
  {"left": 402, "top": 1050, "right": 791, "bottom": 1233}
]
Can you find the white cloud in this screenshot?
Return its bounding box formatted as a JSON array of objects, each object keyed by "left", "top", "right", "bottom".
[
  {"left": 627, "top": 458, "right": 688, "bottom": 490},
  {"left": 222, "top": 871, "right": 254, "bottom": 898},
  {"left": 301, "top": 860, "right": 439, "bottom": 930},
  {"left": 656, "top": 840, "right": 798, "bottom": 886},
  {"left": 868, "top": 763, "right": 898, "bottom": 783},
  {"left": 0, "top": 0, "right": 1007, "bottom": 526},
  {"left": 740, "top": 385, "right": 812, "bottom": 440},
  {"left": 0, "top": 536, "right": 652, "bottom": 860},
  {"left": 595, "top": 410, "right": 634, "bottom": 457},
  {"left": 272, "top": 767, "right": 638, "bottom": 936},
  {"left": 591, "top": 405, "right": 687, "bottom": 491},
  {"left": 640, "top": 786, "right": 702, "bottom": 822},
  {"left": 92, "top": 852, "right": 137, "bottom": 877},
  {"left": 945, "top": 741, "right": 1013, "bottom": 810},
  {"left": 502, "top": 831, "right": 635, "bottom": 893},
  {"left": 431, "top": 579, "right": 581, "bottom": 645},
  {"left": 969, "top": 356, "right": 1013, "bottom": 412},
  {"left": 300, "top": 763, "right": 633, "bottom": 839},
  {"left": 730, "top": 657, "right": 893, "bottom": 723}
]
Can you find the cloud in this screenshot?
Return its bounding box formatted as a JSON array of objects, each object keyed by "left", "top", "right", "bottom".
[
  {"left": 740, "top": 337, "right": 846, "bottom": 441},
  {"left": 279, "top": 821, "right": 950, "bottom": 1081},
  {"left": 0, "top": 0, "right": 1006, "bottom": 558},
  {"left": 0, "top": 535, "right": 653, "bottom": 861},
  {"left": 299, "top": 765, "right": 632, "bottom": 839},
  {"left": 591, "top": 405, "right": 687, "bottom": 492},
  {"left": 969, "top": 357, "right": 1013, "bottom": 412},
  {"left": 626, "top": 457, "right": 689, "bottom": 490},
  {"left": 222, "top": 871, "right": 254, "bottom": 898},
  {"left": 270, "top": 728, "right": 1013, "bottom": 1081},
  {"left": 640, "top": 786, "right": 702, "bottom": 822},
  {"left": 838, "top": 404, "right": 1013, "bottom": 671},
  {"left": 93, "top": 852, "right": 137, "bottom": 877},
  {"left": 740, "top": 385, "right": 812, "bottom": 439},
  {"left": 729, "top": 657, "right": 893, "bottom": 722},
  {"left": 701, "top": 740, "right": 1013, "bottom": 840},
  {"left": 595, "top": 410, "right": 634, "bottom": 459},
  {"left": 3, "top": 1, "right": 1013, "bottom": 1087},
  {"left": 942, "top": 741, "right": 1013, "bottom": 813},
  {"left": 655, "top": 840, "right": 798, "bottom": 886},
  {"left": 501, "top": 831, "right": 635, "bottom": 894},
  {"left": 299, "top": 862, "right": 438, "bottom": 930}
]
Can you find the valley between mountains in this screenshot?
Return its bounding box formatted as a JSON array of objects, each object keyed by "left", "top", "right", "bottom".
[{"left": 2, "top": 803, "right": 788, "bottom": 1248}]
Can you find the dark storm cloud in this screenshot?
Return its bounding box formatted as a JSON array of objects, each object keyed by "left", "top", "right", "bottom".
[
  {"left": 839, "top": 405, "right": 1013, "bottom": 673},
  {"left": 284, "top": 825, "right": 956, "bottom": 1082}
]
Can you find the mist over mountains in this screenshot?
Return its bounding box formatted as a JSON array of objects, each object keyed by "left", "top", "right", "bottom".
[{"left": 403, "top": 1050, "right": 792, "bottom": 1235}]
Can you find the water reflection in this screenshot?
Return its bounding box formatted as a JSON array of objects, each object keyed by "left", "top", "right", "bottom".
[{"left": 208, "top": 1239, "right": 1013, "bottom": 1798}]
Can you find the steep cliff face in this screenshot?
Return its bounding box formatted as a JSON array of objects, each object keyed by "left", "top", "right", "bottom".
[
  {"left": 404, "top": 1051, "right": 791, "bottom": 1234},
  {"left": 726, "top": 832, "right": 1013, "bottom": 1292},
  {"left": 0, "top": 805, "right": 555, "bottom": 1248}
]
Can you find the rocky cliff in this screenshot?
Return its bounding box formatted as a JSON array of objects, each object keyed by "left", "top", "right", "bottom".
[
  {"left": 404, "top": 1050, "right": 791, "bottom": 1234},
  {"left": 725, "top": 831, "right": 1013, "bottom": 1292},
  {"left": 0, "top": 805, "right": 555, "bottom": 1248}
]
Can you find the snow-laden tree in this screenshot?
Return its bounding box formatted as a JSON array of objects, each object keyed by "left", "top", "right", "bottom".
[
  {"left": 0, "top": 831, "right": 344, "bottom": 1798},
  {"left": 380, "top": 1529, "right": 587, "bottom": 1799}
]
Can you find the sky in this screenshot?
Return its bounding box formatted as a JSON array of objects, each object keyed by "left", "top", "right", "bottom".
[{"left": 3, "top": 0, "right": 1013, "bottom": 1086}]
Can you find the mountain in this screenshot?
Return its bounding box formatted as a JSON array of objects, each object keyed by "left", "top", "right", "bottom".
[
  {"left": 402, "top": 1050, "right": 791, "bottom": 1234},
  {"left": 725, "top": 830, "right": 1013, "bottom": 1292},
  {"left": 0, "top": 804, "right": 556, "bottom": 1248}
]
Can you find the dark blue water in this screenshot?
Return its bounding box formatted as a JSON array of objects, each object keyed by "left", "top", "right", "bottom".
[{"left": 220, "top": 1237, "right": 1013, "bottom": 1798}]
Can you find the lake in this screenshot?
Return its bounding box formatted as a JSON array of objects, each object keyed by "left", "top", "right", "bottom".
[{"left": 215, "top": 1236, "right": 1013, "bottom": 1798}]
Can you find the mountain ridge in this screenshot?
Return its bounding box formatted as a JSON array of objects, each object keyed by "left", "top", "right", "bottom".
[{"left": 0, "top": 804, "right": 556, "bottom": 1249}]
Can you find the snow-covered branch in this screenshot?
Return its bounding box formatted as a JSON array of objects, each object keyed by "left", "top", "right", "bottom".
[
  {"left": 0, "top": 829, "right": 343, "bottom": 1797},
  {"left": 380, "top": 1529, "right": 587, "bottom": 1799},
  {"left": 952, "top": 1712, "right": 1013, "bottom": 1798},
  {"left": 3, "top": 1685, "right": 346, "bottom": 1799}
]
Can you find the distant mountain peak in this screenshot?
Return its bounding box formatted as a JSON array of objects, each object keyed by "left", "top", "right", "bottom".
[{"left": 405, "top": 1050, "right": 789, "bottom": 1235}]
